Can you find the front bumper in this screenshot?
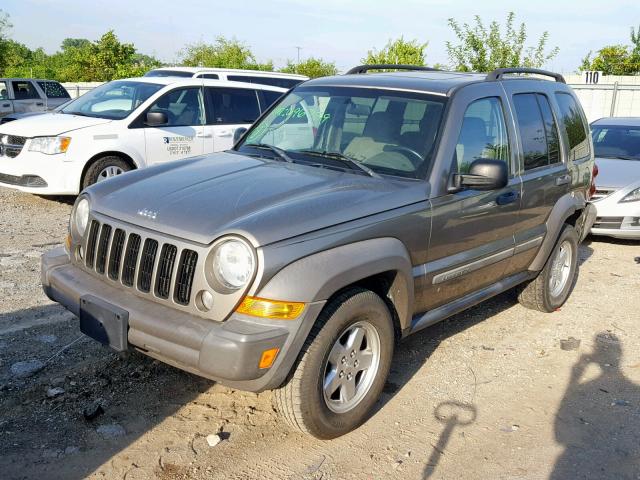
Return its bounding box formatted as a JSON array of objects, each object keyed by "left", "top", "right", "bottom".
[
  {"left": 0, "top": 149, "right": 82, "bottom": 195},
  {"left": 590, "top": 195, "right": 640, "bottom": 240},
  {"left": 41, "top": 248, "right": 325, "bottom": 392}
]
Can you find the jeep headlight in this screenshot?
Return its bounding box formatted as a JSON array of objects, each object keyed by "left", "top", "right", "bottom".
[
  {"left": 212, "top": 238, "right": 255, "bottom": 290},
  {"left": 71, "top": 196, "right": 90, "bottom": 238},
  {"left": 28, "top": 136, "right": 71, "bottom": 155},
  {"left": 620, "top": 187, "right": 640, "bottom": 203}
]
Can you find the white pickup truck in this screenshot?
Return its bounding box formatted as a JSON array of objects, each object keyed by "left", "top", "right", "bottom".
[{"left": 0, "top": 78, "right": 71, "bottom": 119}]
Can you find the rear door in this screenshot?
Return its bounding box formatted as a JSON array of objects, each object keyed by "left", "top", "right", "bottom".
[
  {"left": 502, "top": 83, "right": 570, "bottom": 271},
  {"left": 142, "top": 86, "right": 206, "bottom": 165},
  {"left": 416, "top": 84, "right": 521, "bottom": 312},
  {"left": 203, "top": 86, "right": 261, "bottom": 152},
  {"left": 0, "top": 81, "right": 13, "bottom": 117},
  {"left": 11, "top": 80, "right": 45, "bottom": 113},
  {"left": 35, "top": 81, "right": 71, "bottom": 110}
]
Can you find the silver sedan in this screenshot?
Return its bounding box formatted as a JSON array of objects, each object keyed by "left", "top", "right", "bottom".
[{"left": 590, "top": 117, "right": 640, "bottom": 239}]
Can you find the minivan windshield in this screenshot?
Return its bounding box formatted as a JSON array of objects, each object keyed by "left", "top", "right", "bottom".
[
  {"left": 592, "top": 125, "right": 640, "bottom": 160},
  {"left": 236, "top": 86, "right": 446, "bottom": 179},
  {"left": 61, "top": 81, "right": 164, "bottom": 120}
]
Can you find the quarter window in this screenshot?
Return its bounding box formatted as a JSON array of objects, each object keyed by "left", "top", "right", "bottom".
[
  {"left": 206, "top": 87, "right": 260, "bottom": 124},
  {"left": 513, "top": 93, "right": 561, "bottom": 170},
  {"left": 37, "top": 81, "right": 70, "bottom": 99},
  {"left": 147, "top": 87, "right": 205, "bottom": 127},
  {"left": 555, "top": 93, "right": 590, "bottom": 161},
  {"left": 12, "top": 81, "right": 40, "bottom": 100},
  {"left": 455, "top": 97, "right": 510, "bottom": 173}
]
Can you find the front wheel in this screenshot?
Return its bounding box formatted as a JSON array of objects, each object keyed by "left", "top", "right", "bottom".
[
  {"left": 517, "top": 224, "right": 579, "bottom": 312},
  {"left": 273, "top": 288, "right": 394, "bottom": 439},
  {"left": 82, "top": 156, "right": 131, "bottom": 189}
]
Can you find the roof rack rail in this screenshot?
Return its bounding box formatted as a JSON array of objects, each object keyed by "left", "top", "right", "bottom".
[
  {"left": 486, "top": 67, "right": 566, "bottom": 84},
  {"left": 345, "top": 64, "right": 440, "bottom": 75}
]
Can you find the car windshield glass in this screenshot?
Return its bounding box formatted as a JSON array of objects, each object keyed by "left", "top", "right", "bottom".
[
  {"left": 237, "top": 86, "right": 447, "bottom": 179},
  {"left": 592, "top": 125, "right": 640, "bottom": 160},
  {"left": 61, "top": 81, "right": 163, "bottom": 119}
]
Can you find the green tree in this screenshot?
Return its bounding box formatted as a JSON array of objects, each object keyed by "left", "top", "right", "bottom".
[
  {"left": 446, "top": 12, "right": 559, "bottom": 72},
  {"left": 180, "top": 37, "right": 273, "bottom": 71},
  {"left": 362, "top": 37, "right": 429, "bottom": 66},
  {"left": 580, "top": 45, "right": 638, "bottom": 75},
  {"left": 0, "top": 9, "right": 13, "bottom": 73},
  {"left": 279, "top": 57, "right": 337, "bottom": 78}
]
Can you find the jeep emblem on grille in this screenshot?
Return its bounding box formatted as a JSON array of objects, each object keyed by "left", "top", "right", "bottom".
[{"left": 137, "top": 208, "right": 158, "bottom": 220}]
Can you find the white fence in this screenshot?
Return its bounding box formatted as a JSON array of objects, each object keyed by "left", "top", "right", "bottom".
[{"left": 61, "top": 82, "right": 103, "bottom": 99}]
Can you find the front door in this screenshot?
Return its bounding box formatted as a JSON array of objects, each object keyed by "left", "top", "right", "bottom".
[
  {"left": 143, "top": 86, "right": 206, "bottom": 166},
  {"left": 10, "top": 80, "right": 44, "bottom": 113},
  {"left": 203, "top": 87, "right": 262, "bottom": 152},
  {"left": 416, "top": 92, "right": 521, "bottom": 312}
]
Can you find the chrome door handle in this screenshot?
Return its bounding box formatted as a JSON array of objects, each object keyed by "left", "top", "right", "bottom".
[
  {"left": 555, "top": 174, "right": 571, "bottom": 186},
  {"left": 196, "top": 132, "right": 213, "bottom": 138}
]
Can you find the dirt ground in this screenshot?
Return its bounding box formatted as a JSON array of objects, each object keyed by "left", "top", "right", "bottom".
[{"left": 1, "top": 186, "right": 639, "bottom": 480}]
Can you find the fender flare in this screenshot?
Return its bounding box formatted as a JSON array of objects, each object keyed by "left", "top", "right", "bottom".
[
  {"left": 258, "top": 237, "right": 414, "bottom": 330},
  {"left": 529, "top": 193, "right": 585, "bottom": 271}
]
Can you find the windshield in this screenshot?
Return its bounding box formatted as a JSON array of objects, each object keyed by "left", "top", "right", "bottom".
[
  {"left": 592, "top": 125, "right": 640, "bottom": 160},
  {"left": 236, "top": 86, "right": 446, "bottom": 178},
  {"left": 61, "top": 81, "right": 164, "bottom": 119}
]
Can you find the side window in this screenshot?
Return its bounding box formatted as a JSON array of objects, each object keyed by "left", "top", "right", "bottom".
[
  {"left": 207, "top": 87, "right": 260, "bottom": 124},
  {"left": 535, "top": 94, "right": 561, "bottom": 164},
  {"left": 12, "top": 81, "right": 40, "bottom": 100},
  {"left": 555, "top": 92, "right": 590, "bottom": 161},
  {"left": 455, "top": 97, "right": 510, "bottom": 174},
  {"left": 261, "top": 90, "right": 284, "bottom": 110},
  {"left": 0, "top": 81, "right": 8, "bottom": 100},
  {"left": 200, "top": 74, "right": 219, "bottom": 80},
  {"left": 513, "top": 93, "right": 550, "bottom": 171},
  {"left": 37, "top": 81, "right": 70, "bottom": 99},
  {"left": 147, "top": 87, "right": 205, "bottom": 127}
]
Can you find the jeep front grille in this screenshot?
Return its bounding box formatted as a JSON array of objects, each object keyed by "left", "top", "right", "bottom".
[
  {"left": 0, "top": 135, "right": 27, "bottom": 158},
  {"left": 83, "top": 220, "right": 198, "bottom": 305}
]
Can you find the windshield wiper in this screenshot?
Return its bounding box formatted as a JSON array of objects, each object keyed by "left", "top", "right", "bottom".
[
  {"left": 296, "top": 150, "right": 381, "bottom": 178},
  {"left": 243, "top": 143, "right": 294, "bottom": 163}
]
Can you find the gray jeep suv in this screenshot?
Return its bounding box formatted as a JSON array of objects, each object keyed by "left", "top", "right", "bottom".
[{"left": 42, "top": 65, "right": 596, "bottom": 439}]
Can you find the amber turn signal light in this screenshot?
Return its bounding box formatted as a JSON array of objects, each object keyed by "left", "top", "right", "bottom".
[
  {"left": 259, "top": 348, "right": 280, "bottom": 369},
  {"left": 236, "top": 296, "right": 305, "bottom": 320}
]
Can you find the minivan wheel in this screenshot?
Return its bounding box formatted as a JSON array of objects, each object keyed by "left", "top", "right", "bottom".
[
  {"left": 517, "top": 224, "right": 579, "bottom": 313},
  {"left": 82, "top": 156, "right": 131, "bottom": 189},
  {"left": 273, "top": 288, "right": 394, "bottom": 439}
]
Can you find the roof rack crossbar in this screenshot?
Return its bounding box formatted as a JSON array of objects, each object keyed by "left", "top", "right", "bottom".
[
  {"left": 345, "top": 64, "right": 441, "bottom": 75},
  {"left": 486, "top": 67, "right": 566, "bottom": 84}
]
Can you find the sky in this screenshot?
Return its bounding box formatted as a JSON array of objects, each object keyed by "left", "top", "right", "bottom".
[{"left": 2, "top": 0, "right": 638, "bottom": 73}]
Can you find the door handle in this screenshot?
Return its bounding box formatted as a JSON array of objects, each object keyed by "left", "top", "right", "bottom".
[
  {"left": 36, "top": 102, "right": 44, "bottom": 106},
  {"left": 2, "top": 103, "right": 10, "bottom": 108},
  {"left": 555, "top": 174, "right": 571, "bottom": 186},
  {"left": 496, "top": 191, "right": 520, "bottom": 205},
  {"left": 215, "top": 130, "right": 232, "bottom": 137},
  {"left": 195, "top": 132, "right": 213, "bottom": 138}
]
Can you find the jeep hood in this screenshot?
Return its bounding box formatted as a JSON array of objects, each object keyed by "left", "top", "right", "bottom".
[
  {"left": 595, "top": 157, "right": 640, "bottom": 189},
  {"left": 0, "top": 113, "right": 112, "bottom": 137},
  {"left": 89, "top": 152, "right": 428, "bottom": 246}
]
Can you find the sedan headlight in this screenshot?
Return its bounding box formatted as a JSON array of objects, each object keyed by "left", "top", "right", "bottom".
[
  {"left": 71, "top": 196, "right": 90, "bottom": 238},
  {"left": 212, "top": 238, "right": 255, "bottom": 290},
  {"left": 28, "top": 136, "right": 71, "bottom": 155},
  {"left": 620, "top": 187, "right": 640, "bottom": 203}
]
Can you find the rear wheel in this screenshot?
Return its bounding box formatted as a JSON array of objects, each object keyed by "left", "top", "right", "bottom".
[
  {"left": 82, "top": 156, "right": 131, "bottom": 189},
  {"left": 273, "top": 288, "right": 394, "bottom": 439},
  {"left": 517, "top": 224, "right": 579, "bottom": 312}
]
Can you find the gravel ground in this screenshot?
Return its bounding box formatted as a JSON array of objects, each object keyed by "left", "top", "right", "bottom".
[{"left": 1, "top": 186, "right": 639, "bottom": 480}]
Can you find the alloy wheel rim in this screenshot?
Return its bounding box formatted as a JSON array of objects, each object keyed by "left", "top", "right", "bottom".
[
  {"left": 97, "top": 165, "right": 124, "bottom": 182},
  {"left": 549, "top": 240, "right": 573, "bottom": 298},
  {"left": 322, "top": 320, "right": 381, "bottom": 414}
]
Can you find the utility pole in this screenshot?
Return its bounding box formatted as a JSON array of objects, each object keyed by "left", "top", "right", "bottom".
[{"left": 295, "top": 46, "right": 302, "bottom": 71}]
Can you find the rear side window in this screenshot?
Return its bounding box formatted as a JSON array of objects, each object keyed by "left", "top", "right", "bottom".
[
  {"left": 199, "top": 74, "right": 219, "bottom": 79},
  {"left": 455, "top": 97, "right": 510, "bottom": 173},
  {"left": 0, "top": 81, "right": 8, "bottom": 100},
  {"left": 227, "top": 75, "right": 301, "bottom": 89},
  {"left": 261, "top": 90, "right": 284, "bottom": 110},
  {"left": 12, "top": 81, "right": 40, "bottom": 100},
  {"left": 144, "top": 70, "right": 194, "bottom": 78},
  {"left": 206, "top": 87, "right": 260, "bottom": 124},
  {"left": 513, "top": 93, "right": 561, "bottom": 170},
  {"left": 37, "top": 81, "right": 70, "bottom": 99},
  {"left": 555, "top": 93, "right": 590, "bottom": 161}
]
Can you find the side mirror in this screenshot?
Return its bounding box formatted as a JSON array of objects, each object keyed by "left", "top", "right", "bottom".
[
  {"left": 449, "top": 159, "right": 508, "bottom": 192},
  {"left": 233, "top": 127, "right": 248, "bottom": 144},
  {"left": 145, "top": 111, "right": 168, "bottom": 127}
]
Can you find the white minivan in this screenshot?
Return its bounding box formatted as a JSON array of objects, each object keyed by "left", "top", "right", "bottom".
[
  {"left": 145, "top": 67, "right": 308, "bottom": 89},
  {"left": 0, "top": 77, "right": 286, "bottom": 195}
]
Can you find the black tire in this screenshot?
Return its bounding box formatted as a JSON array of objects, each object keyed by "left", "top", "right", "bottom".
[
  {"left": 82, "top": 156, "right": 131, "bottom": 189},
  {"left": 273, "top": 288, "right": 394, "bottom": 439},
  {"left": 517, "top": 224, "right": 579, "bottom": 313}
]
